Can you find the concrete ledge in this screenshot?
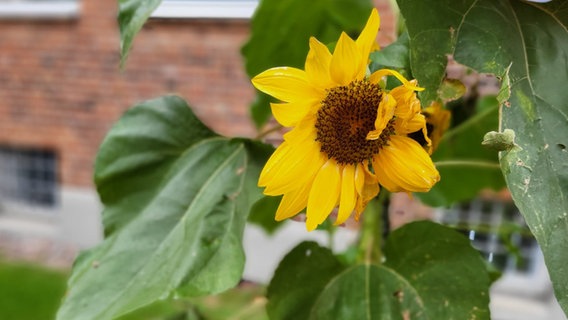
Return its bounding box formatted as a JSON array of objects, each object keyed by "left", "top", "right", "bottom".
[
  {"left": 152, "top": 1, "right": 257, "bottom": 19},
  {"left": 0, "top": 2, "right": 80, "bottom": 19}
]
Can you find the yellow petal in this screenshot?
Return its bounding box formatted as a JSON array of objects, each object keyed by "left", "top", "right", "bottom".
[
  {"left": 263, "top": 137, "right": 326, "bottom": 196},
  {"left": 258, "top": 141, "right": 291, "bottom": 187},
  {"left": 275, "top": 181, "right": 312, "bottom": 221},
  {"left": 259, "top": 117, "right": 320, "bottom": 192},
  {"left": 355, "top": 163, "right": 380, "bottom": 219},
  {"left": 367, "top": 93, "right": 396, "bottom": 140},
  {"left": 396, "top": 113, "right": 427, "bottom": 135},
  {"left": 356, "top": 8, "right": 380, "bottom": 63},
  {"left": 371, "top": 159, "right": 402, "bottom": 193},
  {"left": 281, "top": 114, "right": 318, "bottom": 144},
  {"left": 374, "top": 136, "right": 440, "bottom": 192},
  {"left": 335, "top": 165, "right": 357, "bottom": 226},
  {"left": 390, "top": 84, "right": 419, "bottom": 119},
  {"left": 330, "top": 32, "right": 362, "bottom": 85},
  {"left": 305, "top": 37, "right": 333, "bottom": 89},
  {"left": 252, "top": 67, "right": 321, "bottom": 102},
  {"left": 270, "top": 99, "right": 318, "bottom": 127},
  {"left": 423, "top": 102, "right": 452, "bottom": 153},
  {"left": 306, "top": 159, "right": 341, "bottom": 231},
  {"left": 354, "top": 163, "right": 366, "bottom": 195},
  {"left": 370, "top": 69, "right": 424, "bottom": 91}
]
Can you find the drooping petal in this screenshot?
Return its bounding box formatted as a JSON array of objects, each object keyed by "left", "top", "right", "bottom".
[
  {"left": 354, "top": 163, "right": 366, "bottom": 196},
  {"left": 371, "top": 158, "right": 402, "bottom": 193},
  {"left": 370, "top": 69, "right": 424, "bottom": 91},
  {"left": 423, "top": 101, "right": 452, "bottom": 153},
  {"left": 356, "top": 8, "right": 380, "bottom": 63},
  {"left": 330, "top": 32, "right": 362, "bottom": 85},
  {"left": 305, "top": 37, "right": 333, "bottom": 89},
  {"left": 367, "top": 93, "right": 396, "bottom": 140},
  {"left": 335, "top": 165, "right": 357, "bottom": 226},
  {"left": 306, "top": 159, "right": 341, "bottom": 231},
  {"left": 355, "top": 163, "right": 380, "bottom": 219},
  {"left": 270, "top": 99, "right": 319, "bottom": 127},
  {"left": 390, "top": 82, "right": 420, "bottom": 121},
  {"left": 275, "top": 180, "right": 313, "bottom": 221},
  {"left": 396, "top": 113, "right": 427, "bottom": 135},
  {"left": 374, "top": 136, "right": 440, "bottom": 193},
  {"left": 252, "top": 67, "right": 321, "bottom": 102}
]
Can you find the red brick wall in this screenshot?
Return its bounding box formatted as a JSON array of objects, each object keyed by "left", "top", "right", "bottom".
[{"left": 0, "top": 0, "right": 393, "bottom": 188}]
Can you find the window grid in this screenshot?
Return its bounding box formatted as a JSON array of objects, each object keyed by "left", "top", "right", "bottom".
[
  {"left": 435, "top": 199, "right": 538, "bottom": 274},
  {"left": 0, "top": 146, "right": 58, "bottom": 209}
]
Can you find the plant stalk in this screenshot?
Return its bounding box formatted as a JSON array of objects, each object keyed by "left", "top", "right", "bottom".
[{"left": 357, "top": 191, "right": 389, "bottom": 265}]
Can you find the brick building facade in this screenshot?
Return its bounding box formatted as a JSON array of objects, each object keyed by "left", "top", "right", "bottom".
[{"left": 0, "top": 0, "right": 393, "bottom": 189}]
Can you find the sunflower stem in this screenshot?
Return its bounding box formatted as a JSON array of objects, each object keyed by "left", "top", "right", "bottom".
[
  {"left": 255, "top": 124, "right": 283, "bottom": 139},
  {"left": 357, "top": 191, "right": 389, "bottom": 265},
  {"left": 434, "top": 160, "right": 501, "bottom": 170}
]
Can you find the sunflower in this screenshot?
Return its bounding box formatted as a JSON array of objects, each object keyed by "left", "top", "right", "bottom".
[{"left": 252, "top": 8, "right": 440, "bottom": 231}]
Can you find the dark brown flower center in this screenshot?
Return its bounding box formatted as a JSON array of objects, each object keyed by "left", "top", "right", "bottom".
[{"left": 315, "top": 79, "right": 394, "bottom": 165}]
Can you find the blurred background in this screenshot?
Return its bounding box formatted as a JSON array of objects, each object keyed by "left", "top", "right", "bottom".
[{"left": 0, "top": 0, "right": 565, "bottom": 319}]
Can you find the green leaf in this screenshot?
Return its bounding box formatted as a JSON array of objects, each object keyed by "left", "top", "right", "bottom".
[
  {"left": 438, "top": 79, "right": 466, "bottom": 102},
  {"left": 57, "top": 96, "right": 269, "bottom": 320},
  {"left": 118, "top": 0, "right": 163, "bottom": 67},
  {"left": 418, "top": 96, "right": 505, "bottom": 206},
  {"left": 95, "top": 96, "right": 217, "bottom": 235},
  {"left": 267, "top": 242, "right": 346, "bottom": 320},
  {"left": 248, "top": 195, "right": 284, "bottom": 234},
  {"left": 241, "top": 0, "right": 373, "bottom": 128},
  {"left": 369, "top": 31, "right": 411, "bottom": 74},
  {"left": 310, "top": 264, "right": 428, "bottom": 320},
  {"left": 383, "top": 221, "right": 490, "bottom": 319},
  {"left": 268, "top": 222, "right": 490, "bottom": 319},
  {"left": 398, "top": 0, "right": 568, "bottom": 313}
]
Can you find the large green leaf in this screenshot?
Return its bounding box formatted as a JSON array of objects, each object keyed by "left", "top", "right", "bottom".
[
  {"left": 398, "top": 0, "right": 568, "bottom": 313},
  {"left": 118, "top": 0, "right": 163, "bottom": 67},
  {"left": 383, "top": 221, "right": 490, "bottom": 319},
  {"left": 96, "top": 96, "right": 217, "bottom": 235},
  {"left": 241, "top": 0, "right": 373, "bottom": 127},
  {"left": 267, "top": 242, "right": 346, "bottom": 320},
  {"left": 57, "top": 96, "right": 269, "bottom": 320},
  {"left": 268, "top": 222, "right": 490, "bottom": 319}
]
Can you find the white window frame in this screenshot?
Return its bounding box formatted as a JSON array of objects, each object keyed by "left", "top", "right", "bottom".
[
  {"left": 152, "top": 0, "right": 258, "bottom": 19},
  {"left": 0, "top": 1, "right": 79, "bottom": 19}
]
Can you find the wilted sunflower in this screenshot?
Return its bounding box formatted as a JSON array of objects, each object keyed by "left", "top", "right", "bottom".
[
  {"left": 423, "top": 101, "right": 452, "bottom": 153},
  {"left": 408, "top": 101, "right": 451, "bottom": 154},
  {"left": 252, "top": 8, "right": 440, "bottom": 231}
]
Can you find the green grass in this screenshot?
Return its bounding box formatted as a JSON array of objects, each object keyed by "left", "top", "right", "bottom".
[
  {"left": 0, "top": 260, "right": 68, "bottom": 320},
  {"left": 0, "top": 259, "right": 268, "bottom": 320}
]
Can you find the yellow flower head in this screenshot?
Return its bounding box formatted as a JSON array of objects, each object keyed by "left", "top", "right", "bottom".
[{"left": 252, "top": 9, "right": 440, "bottom": 231}]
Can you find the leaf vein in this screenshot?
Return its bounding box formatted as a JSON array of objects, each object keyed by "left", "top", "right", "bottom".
[{"left": 99, "top": 142, "right": 245, "bottom": 318}]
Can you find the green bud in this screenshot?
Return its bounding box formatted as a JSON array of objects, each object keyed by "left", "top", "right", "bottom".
[{"left": 482, "top": 129, "right": 516, "bottom": 151}]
